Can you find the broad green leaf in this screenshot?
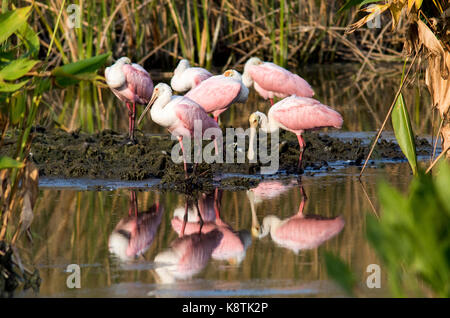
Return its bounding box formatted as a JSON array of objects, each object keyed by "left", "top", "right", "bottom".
[
  {"left": 17, "top": 22, "right": 40, "bottom": 56},
  {"left": 324, "top": 252, "right": 356, "bottom": 296},
  {"left": 0, "top": 58, "right": 38, "bottom": 81},
  {"left": 0, "top": 80, "right": 29, "bottom": 92},
  {"left": 52, "top": 52, "right": 111, "bottom": 87},
  {"left": 391, "top": 93, "right": 417, "bottom": 175},
  {"left": 10, "top": 93, "right": 26, "bottom": 125},
  {"left": 0, "top": 156, "right": 24, "bottom": 169},
  {"left": 0, "top": 6, "right": 32, "bottom": 43}
]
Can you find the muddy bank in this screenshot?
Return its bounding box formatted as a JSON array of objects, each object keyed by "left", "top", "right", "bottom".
[{"left": 1, "top": 128, "right": 431, "bottom": 191}]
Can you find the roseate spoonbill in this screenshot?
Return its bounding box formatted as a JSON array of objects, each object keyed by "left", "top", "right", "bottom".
[
  {"left": 172, "top": 189, "right": 251, "bottom": 265},
  {"left": 108, "top": 192, "right": 164, "bottom": 261},
  {"left": 153, "top": 230, "right": 222, "bottom": 284},
  {"left": 185, "top": 69, "right": 249, "bottom": 123},
  {"left": 170, "top": 59, "right": 212, "bottom": 93},
  {"left": 251, "top": 186, "right": 345, "bottom": 254},
  {"left": 105, "top": 57, "right": 153, "bottom": 143},
  {"left": 137, "top": 83, "right": 221, "bottom": 178},
  {"left": 247, "top": 179, "right": 298, "bottom": 204},
  {"left": 247, "top": 95, "right": 343, "bottom": 170},
  {"left": 242, "top": 57, "right": 314, "bottom": 106}
]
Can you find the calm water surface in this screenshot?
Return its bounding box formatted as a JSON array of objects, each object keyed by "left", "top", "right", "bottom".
[
  {"left": 13, "top": 163, "right": 415, "bottom": 298},
  {"left": 15, "top": 64, "right": 434, "bottom": 297}
]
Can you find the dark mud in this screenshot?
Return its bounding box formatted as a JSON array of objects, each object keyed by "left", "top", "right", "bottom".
[{"left": 0, "top": 127, "right": 432, "bottom": 192}]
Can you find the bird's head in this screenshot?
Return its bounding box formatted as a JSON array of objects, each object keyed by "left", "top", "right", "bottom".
[
  {"left": 246, "top": 57, "right": 263, "bottom": 67},
  {"left": 223, "top": 69, "right": 243, "bottom": 81},
  {"left": 175, "top": 59, "right": 190, "bottom": 74},
  {"left": 117, "top": 57, "right": 132, "bottom": 64},
  {"left": 249, "top": 111, "right": 264, "bottom": 128},
  {"left": 137, "top": 83, "right": 172, "bottom": 126}
]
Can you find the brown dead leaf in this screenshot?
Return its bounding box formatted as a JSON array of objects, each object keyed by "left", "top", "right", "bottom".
[
  {"left": 425, "top": 50, "right": 450, "bottom": 118},
  {"left": 12, "top": 161, "right": 39, "bottom": 243},
  {"left": 441, "top": 125, "right": 450, "bottom": 159},
  {"left": 417, "top": 19, "right": 448, "bottom": 79}
]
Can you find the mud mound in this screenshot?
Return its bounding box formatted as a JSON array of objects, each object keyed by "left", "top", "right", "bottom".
[{"left": 0, "top": 128, "right": 432, "bottom": 192}]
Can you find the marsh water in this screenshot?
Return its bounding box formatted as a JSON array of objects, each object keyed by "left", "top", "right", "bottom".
[{"left": 12, "top": 64, "right": 437, "bottom": 297}]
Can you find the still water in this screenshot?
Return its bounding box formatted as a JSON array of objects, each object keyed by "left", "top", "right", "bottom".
[
  {"left": 16, "top": 64, "right": 434, "bottom": 297},
  {"left": 13, "top": 163, "right": 415, "bottom": 298}
]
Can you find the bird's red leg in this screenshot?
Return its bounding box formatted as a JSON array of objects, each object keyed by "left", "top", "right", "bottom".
[
  {"left": 126, "top": 102, "right": 133, "bottom": 141},
  {"left": 297, "top": 185, "right": 307, "bottom": 217},
  {"left": 180, "top": 201, "right": 188, "bottom": 237},
  {"left": 130, "top": 102, "right": 136, "bottom": 142},
  {"left": 213, "top": 188, "right": 221, "bottom": 220},
  {"left": 269, "top": 98, "right": 274, "bottom": 106},
  {"left": 194, "top": 201, "right": 204, "bottom": 234},
  {"left": 214, "top": 115, "right": 219, "bottom": 123},
  {"left": 178, "top": 136, "right": 189, "bottom": 179},
  {"left": 297, "top": 134, "right": 306, "bottom": 170}
]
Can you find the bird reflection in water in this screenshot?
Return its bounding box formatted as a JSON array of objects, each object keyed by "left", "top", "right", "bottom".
[
  {"left": 153, "top": 229, "right": 222, "bottom": 284},
  {"left": 108, "top": 191, "right": 164, "bottom": 261},
  {"left": 250, "top": 184, "right": 344, "bottom": 254},
  {"left": 171, "top": 189, "right": 252, "bottom": 265}
]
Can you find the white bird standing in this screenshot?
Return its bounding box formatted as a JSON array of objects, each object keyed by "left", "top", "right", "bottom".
[{"left": 137, "top": 83, "right": 221, "bottom": 178}]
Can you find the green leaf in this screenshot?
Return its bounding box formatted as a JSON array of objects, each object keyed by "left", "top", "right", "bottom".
[
  {"left": 324, "top": 252, "right": 356, "bottom": 296},
  {"left": 391, "top": 93, "right": 417, "bottom": 175},
  {"left": 17, "top": 22, "right": 40, "bottom": 56},
  {"left": 0, "top": 156, "right": 24, "bottom": 170},
  {"left": 0, "top": 80, "right": 29, "bottom": 92},
  {"left": 0, "top": 6, "right": 32, "bottom": 43},
  {"left": 52, "top": 52, "right": 111, "bottom": 87},
  {"left": 0, "top": 58, "right": 39, "bottom": 81}
]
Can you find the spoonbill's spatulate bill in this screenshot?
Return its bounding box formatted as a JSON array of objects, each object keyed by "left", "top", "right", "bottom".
[
  {"left": 185, "top": 69, "right": 249, "bottom": 122},
  {"left": 105, "top": 57, "right": 153, "bottom": 143},
  {"left": 137, "top": 83, "right": 221, "bottom": 178},
  {"left": 242, "top": 57, "right": 314, "bottom": 105},
  {"left": 248, "top": 95, "right": 343, "bottom": 169},
  {"left": 170, "top": 59, "right": 212, "bottom": 93}
]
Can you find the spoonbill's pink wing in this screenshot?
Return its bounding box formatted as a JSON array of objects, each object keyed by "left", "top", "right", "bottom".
[
  {"left": 248, "top": 63, "right": 314, "bottom": 98},
  {"left": 211, "top": 227, "right": 245, "bottom": 260},
  {"left": 172, "top": 230, "right": 223, "bottom": 276},
  {"left": 171, "top": 217, "right": 217, "bottom": 235},
  {"left": 191, "top": 68, "right": 213, "bottom": 87},
  {"left": 275, "top": 216, "right": 344, "bottom": 250},
  {"left": 270, "top": 96, "right": 343, "bottom": 133},
  {"left": 185, "top": 76, "right": 242, "bottom": 113},
  {"left": 175, "top": 102, "right": 221, "bottom": 135},
  {"left": 123, "top": 64, "right": 154, "bottom": 104}
]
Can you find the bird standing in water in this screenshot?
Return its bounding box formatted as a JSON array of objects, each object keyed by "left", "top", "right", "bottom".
[
  {"left": 170, "top": 59, "right": 212, "bottom": 93},
  {"left": 248, "top": 95, "right": 343, "bottom": 170},
  {"left": 242, "top": 57, "right": 314, "bottom": 106},
  {"left": 137, "top": 83, "right": 221, "bottom": 178},
  {"left": 185, "top": 69, "right": 249, "bottom": 123},
  {"left": 105, "top": 57, "right": 153, "bottom": 143}
]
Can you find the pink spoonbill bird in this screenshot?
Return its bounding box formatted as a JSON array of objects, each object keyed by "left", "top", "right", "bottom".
[
  {"left": 137, "top": 83, "right": 221, "bottom": 178},
  {"left": 105, "top": 57, "right": 153, "bottom": 143},
  {"left": 247, "top": 95, "right": 343, "bottom": 170},
  {"left": 171, "top": 189, "right": 252, "bottom": 265},
  {"left": 251, "top": 186, "right": 345, "bottom": 254},
  {"left": 170, "top": 59, "right": 212, "bottom": 93},
  {"left": 108, "top": 191, "right": 164, "bottom": 261},
  {"left": 185, "top": 69, "right": 249, "bottom": 123},
  {"left": 242, "top": 57, "right": 314, "bottom": 106},
  {"left": 153, "top": 230, "right": 222, "bottom": 284}
]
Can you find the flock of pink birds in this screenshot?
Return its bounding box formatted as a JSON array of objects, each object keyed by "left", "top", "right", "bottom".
[{"left": 105, "top": 57, "right": 344, "bottom": 175}]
